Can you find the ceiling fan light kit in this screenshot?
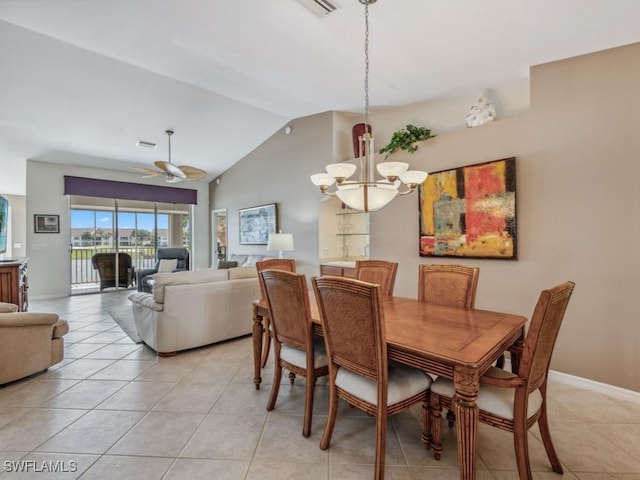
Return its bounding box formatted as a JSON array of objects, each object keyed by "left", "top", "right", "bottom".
[{"left": 132, "top": 129, "right": 207, "bottom": 183}]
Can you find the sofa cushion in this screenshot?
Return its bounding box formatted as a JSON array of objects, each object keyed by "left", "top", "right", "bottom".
[
  {"left": 217, "top": 260, "right": 238, "bottom": 269},
  {"left": 0, "top": 302, "right": 19, "bottom": 313},
  {"left": 245, "top": 255, "right": 267, "bottom": 266},
  {"left": 157, "top": 258, "right": 178, "bottom": 272},
  {"left": 228, "top": 266, "right": 258, "bottom": 280},
  {"left": 152, "top": 269, "right": 229, "bottom": 304},
  {"left": 129, "top": 292, "right": 164, "bottom": 311},
  {"left": 228, "top": 254, "right": 275, "bottom": 267},
  {"left": 229, "top": 254, "right": 249, "bottom": 266}
]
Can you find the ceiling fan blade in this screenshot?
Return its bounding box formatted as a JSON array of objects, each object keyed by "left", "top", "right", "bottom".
[
  {"left": 178, "top": 165, "right": 207, "bottom": 181},
  {"left": 154, "top": 161, "right": 187, "bottom": 179},
  {"left": 131, "top": 166, "right": 163, "bottom": 177}
]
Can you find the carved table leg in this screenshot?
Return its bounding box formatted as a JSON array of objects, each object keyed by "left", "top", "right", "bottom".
[
  {"left": 453, "top": 365, "right": 480, "bottom": 480},
  {"left": 252, "top": 304, "right": 264, "bottom": 390}
]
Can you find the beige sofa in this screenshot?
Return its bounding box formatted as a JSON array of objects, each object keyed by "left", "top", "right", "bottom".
[
  {"left": 0, "top": 302, "right": 69, "bottom": 385},
  {"left": 128, "top": 266, "right": 260, "bottom": 356},
  {"left": 217, "top": 254, "right": 274, "bottom": 269}
]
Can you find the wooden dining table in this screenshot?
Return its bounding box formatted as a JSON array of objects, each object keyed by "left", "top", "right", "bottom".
[{"left": 251, "top": 296, "right": 527, "bottom": 480}]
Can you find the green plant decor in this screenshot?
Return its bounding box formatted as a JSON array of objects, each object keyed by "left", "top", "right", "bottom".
[{"left": 378, "top": 124, "right": 435, "bottom": 158}]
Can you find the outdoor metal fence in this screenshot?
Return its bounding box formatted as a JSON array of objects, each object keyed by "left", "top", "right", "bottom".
[{"left": 70, "top": 247, "right": 158, "bottom": 286}]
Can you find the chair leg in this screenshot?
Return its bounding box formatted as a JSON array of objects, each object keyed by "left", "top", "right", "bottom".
[
  {"left": 513, "top": 419, "right": 533, "bottom": 480},
  {"left": 495, "top": 353, "right": 505, "bottom": 369},
  {"left": 260, "top": 318, "right": 271, "bottom": 368},
  {"left": 302, "top": 373, "right": 315, "bottom": 438},
  {"left": 374, "top": 409, "right": 387, "bottom": 480},
  {"left": 266, "top": 347, "right": 282, "bottom": 411},
  {"left": 446, "top": 409, "right": 456, "bottom": 428},
  {"left": 320, "top": 383, "right": 339, "bottom": 450},
  {"left": 430, "top": 394, "right": 443, "bottom": 460},
  {"left": 537, "top": 395, "right": 564, "bottom": 473}
]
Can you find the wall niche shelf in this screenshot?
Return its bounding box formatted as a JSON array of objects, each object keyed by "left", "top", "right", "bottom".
[{"left": 318, "top": 197, "right": 370, "bottom": 264}]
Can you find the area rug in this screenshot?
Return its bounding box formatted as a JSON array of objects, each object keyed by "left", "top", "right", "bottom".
[{"left": 107, "top": 304, "right": 142, "bottom": 343}]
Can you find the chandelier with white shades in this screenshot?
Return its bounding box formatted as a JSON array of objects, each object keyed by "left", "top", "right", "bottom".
[{"left": 310, "top": 0, "right": 428, "bottom": 212}]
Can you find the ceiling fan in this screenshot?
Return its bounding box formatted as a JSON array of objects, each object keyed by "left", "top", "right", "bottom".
[{"left": 132, "top": 130, "right": 207, "bottom": 183}]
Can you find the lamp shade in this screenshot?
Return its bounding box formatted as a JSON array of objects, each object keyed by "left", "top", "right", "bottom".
[
  {"left": 336, "top": 183, "right": 398, "bottom": 212},
  {"left": 267, "top": 232, "right": 295, "bottom": 258}
]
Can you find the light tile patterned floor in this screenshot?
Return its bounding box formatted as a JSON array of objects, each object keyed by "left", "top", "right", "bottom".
[{"left": 1, "top": 291, "right": 639, "bottom": 479}]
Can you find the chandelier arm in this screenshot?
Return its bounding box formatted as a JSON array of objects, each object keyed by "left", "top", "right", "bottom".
[
  {"left": 397, "top": 185, "right": 419, "bottom": 195},
  {"left": 318, "top": 187, "right": 337, "bottom": 197}
]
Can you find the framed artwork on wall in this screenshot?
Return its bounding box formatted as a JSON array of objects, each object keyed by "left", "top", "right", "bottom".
[
  {"left": 419, "top": 157, "right": 516, "bottom": 259},
  {"left": 34, "top": 214, "right": 60, "bottom": 234},
  {"left": 238, "top": 203, "right": 277, "bottom": 245}
]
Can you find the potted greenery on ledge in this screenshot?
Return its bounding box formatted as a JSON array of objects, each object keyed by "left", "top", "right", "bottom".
[{"left": 379, "top": 124, "right": 435, "bottom": 158}]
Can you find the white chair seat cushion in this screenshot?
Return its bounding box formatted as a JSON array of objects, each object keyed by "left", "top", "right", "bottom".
[
  {"left": 280, "top": 336, "right": 328, "bottom": 369},
  {"left": 430, "top": 367, "right": 543, "bottom": 420},
  {"left": 336, "top": 361, "right": 432, "bottom": 406}
]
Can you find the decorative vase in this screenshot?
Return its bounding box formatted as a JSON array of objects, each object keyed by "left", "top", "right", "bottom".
[
  {"left": 352, "top": 123, "right": 372, "bottom": 157},
  {"left": 465, "top": 96, "right": 496, "bottom": 128}
]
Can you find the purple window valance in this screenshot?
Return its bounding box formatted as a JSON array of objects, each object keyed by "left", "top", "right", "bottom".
[{"left": 64, "top": 176, "right": 197, "bottom": 205}]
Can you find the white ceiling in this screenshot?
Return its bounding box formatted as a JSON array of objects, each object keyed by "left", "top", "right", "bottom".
[{"left": 1, "top": 0, "right": 639, "bottom": 195}]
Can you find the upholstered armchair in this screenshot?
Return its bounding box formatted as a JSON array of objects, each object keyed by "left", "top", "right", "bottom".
[
  {"left": 91, "top": 253, "right": 135, "bottom": 291},
  {"left": 137, "top": 247, "right": 190, "bottom": 292},
  {"left": 0, "top": 302, "right": 69, "bottom": 385}
]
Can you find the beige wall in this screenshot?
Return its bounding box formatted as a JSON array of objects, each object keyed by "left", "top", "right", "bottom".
[
  {"left": 211, "top": 43, "right": 640, "bottom": 392},
  {"left": 210, "top": 111, "right": 337, "bottom": 278}
]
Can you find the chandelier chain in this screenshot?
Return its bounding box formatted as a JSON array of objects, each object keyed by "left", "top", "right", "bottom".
[{"left": 364, "top": 2, "right": 370, "bottom": 129}]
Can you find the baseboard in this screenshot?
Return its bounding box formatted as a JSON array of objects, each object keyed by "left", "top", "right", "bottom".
[
  {"left": 29, "top": 293, "right": 69, "bottom": 301},
  {"left": 548, "top": 370, "right": 640, "bottom": 404},
  {"left": 503, "top": 358, "right": 640, "bottom": 403}
]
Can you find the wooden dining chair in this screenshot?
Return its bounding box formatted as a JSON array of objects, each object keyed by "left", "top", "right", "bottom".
[
  {"left": 428, "top": 281, "right": 575, "bottom": 480},
  {"left": 355, "top": 260, "right": 398, "bottom": 297},
  {"left": 312, "top": 276, "right": 432, "bottom": 480},
  {"left": 418, "top": 263, "right": 502, "bottom": 413},
  {"left": 256, "top": 259, "right": 296, "bottom": 368},
  {"left": 418, "top": 263, "right": 491, "bottom": 428},
  {"left": 418, "top": 264, "right": 479, "bottom": 309},
  {"left": 260, "top": 269, "right": 328, "bottom": 437}
]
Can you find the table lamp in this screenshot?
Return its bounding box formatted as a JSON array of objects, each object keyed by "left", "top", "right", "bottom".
[{"left": 267, "top": 231, "right": 294, "bottom": 259}]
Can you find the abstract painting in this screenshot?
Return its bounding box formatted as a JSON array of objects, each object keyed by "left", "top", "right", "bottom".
[
  {"left": 238, "top": 203, "right": 277, "bottom": 245},
  {"left": 419, "top": 157, "right": 516, "bottom": 259}
]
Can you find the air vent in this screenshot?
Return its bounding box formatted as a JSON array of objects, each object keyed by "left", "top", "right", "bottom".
[
  {"left": 295, "top": 0, "right": 338, "bottom": 16},
  {"left": 136, "top": 140, "right": 157, "bottom": 149}
]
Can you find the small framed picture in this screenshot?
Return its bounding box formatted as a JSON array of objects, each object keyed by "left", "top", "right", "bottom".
[{"left": 34, "top": 214, "right": 60, "bottom": 234}]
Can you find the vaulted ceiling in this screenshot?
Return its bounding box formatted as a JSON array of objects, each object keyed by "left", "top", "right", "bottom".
[{"left": 1, "top": 0, "right": 639, "bottom": 194}]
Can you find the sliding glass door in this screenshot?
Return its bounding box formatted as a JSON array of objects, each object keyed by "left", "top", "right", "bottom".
[{"left": 69, "top": 195, "right": 191, "bottom": 294}]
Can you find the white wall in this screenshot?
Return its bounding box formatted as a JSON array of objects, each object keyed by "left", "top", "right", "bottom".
[{"left": 26, "top": 160, "right": 210, "bottom": 298}]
